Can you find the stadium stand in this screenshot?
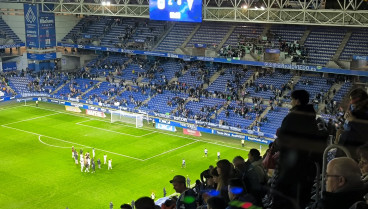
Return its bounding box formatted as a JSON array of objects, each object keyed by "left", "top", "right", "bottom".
[
  {"left": 186, "top": 23, "right": 232, "bottom": 48},
  {"left": 339, "top": 28, "right": 368, "bottom": 61},
  {"left": 0, "top": 17, "right": 23, "bottom": 46},
  {"left": 155, "top": 22, "right": 197, "bottom": 52},
  {"left": 304, "top": 27, "right": 346, "bottom": 65}
]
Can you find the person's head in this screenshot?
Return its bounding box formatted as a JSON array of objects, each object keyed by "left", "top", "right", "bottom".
[
  {"left": 135, "top": 197, "right": 155, "bottom": 209},
  {"left": 248, "top": 149, "right": 261, "bottom": 162},
  {"left": 228, "top": 178, "right": 245, "bottom": 201},
  {"left": 290, "top": 90, "right": 310, "bottom": 107},
  {"left": 121, "top": 204, "right": 133, "bottom": 209},
  {"left": 268, "top": 142, "right": 274, "bottom": 149},
  {"left": 210, "top": 167, "right": 219, "bottom": 184},
  {"left": 326, "top": 157, "right": 362, "bottom": 193},
  {"left": 161, "top": 199, "right": 176, "bottom": 209},
  {"left": 232, "top": 156, "right": 245, "bottom": 169},
  {"left": 357, "top": 143, "right": 368, "bottom": 175},
  {"left": 205, "top": 174, "right": 215, "bottom": 186},
  {"left": 170, "top": 175, "right": 186, "bottom": 193},
  {"left": 350, "top": 88, "right": 368, "bottom": 105},
  {"left": 207, "top": 196, "right": 227, "bottom": 209},
  {"left": 216, "top": 159, "right": 233, "bottom": 176},
  {"left": 216, "top": 159, "right": 234, "bottom": 189}
]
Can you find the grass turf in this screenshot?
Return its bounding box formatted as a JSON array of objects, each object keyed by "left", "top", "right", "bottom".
[{"left": 0, "top": 101, "right": 265, "bottom": 209}]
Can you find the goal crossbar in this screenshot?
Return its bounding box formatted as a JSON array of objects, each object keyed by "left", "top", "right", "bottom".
[{"left": 110, "top": 110, "right": 144, "bottom": 128}]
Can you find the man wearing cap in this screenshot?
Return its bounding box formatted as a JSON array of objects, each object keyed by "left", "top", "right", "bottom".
[{"left": 170, "top": 175, "right": 197, "bottom": 209}]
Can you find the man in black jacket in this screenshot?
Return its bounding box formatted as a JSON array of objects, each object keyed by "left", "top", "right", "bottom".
[{"left": 271, "top": 90, "right": 327, "bottom": 209}]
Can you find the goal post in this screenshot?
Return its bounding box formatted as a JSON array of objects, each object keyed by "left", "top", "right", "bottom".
[{"left": 110, "top": 110, "right": 144, "bottom": 128}]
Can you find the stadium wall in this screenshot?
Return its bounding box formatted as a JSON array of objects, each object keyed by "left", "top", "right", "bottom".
[
  {"left": 55, "top": 15, "right": 80, "bottom": 42},
  {"left": 2, "top": 15, "right": 25, "bottom": 43},
  {"left": 61, "top": 55, "right": 81, "bottom": 70}
]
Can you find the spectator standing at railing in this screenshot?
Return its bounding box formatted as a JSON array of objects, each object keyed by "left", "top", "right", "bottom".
[{"left": 271, "top": 90, "right": 327, "bottom": 209}]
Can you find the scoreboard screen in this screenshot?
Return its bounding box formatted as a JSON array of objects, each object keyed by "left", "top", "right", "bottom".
[{"left": 149, "top": 0, "right": 202, "bottom": 22}]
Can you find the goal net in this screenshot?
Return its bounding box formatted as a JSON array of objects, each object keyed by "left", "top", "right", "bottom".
[{"left": 110, "top": 110, "right": 144, "bottom": 128}]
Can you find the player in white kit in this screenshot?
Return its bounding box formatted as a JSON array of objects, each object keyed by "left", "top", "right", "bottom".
[
  {"left": 80, "top": 156, "right": 84, "bottom": 172},
  {"left": 108, "top": 159, "right": 112, "bottom": 170}
]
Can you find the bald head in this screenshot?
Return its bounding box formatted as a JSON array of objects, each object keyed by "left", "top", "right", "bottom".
[
  {"left": 326, "top": 157, "right": 362, "bottom": 192},
  {"left": 329, "top": 157, "right": 361, "bottom": 177}
]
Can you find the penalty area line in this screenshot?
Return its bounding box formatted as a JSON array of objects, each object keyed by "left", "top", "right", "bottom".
[
  {"left": 2, "top": 113, "right": 60, "bottom": 126},
  {"left": 0, "top": 105, "right": 28, "bottom": 112},
  {"left": 142, "top": 141, "right": 199, "bottom": 161},
  {"left": 76, "top": 120, "right": 157, "bottom": 138},
  {"left": 1, "top": 125, "right": 145, "bottom": 161},
  {"left": 38, "top": 136, "right": 71, "bottom": 149}
]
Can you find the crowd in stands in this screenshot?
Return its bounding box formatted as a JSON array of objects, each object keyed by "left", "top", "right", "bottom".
[
  {"left": 0, "top": 54, "right": 358, "bottom": 136},
  {"left": 119, "top": 88, "right": 368, "bottom": 209},
  {"left": 0, "top": 73, "right": 15, "bottom": 98},
  {"left": 218, "top": 30, "right": 307, "bottom": 64}
]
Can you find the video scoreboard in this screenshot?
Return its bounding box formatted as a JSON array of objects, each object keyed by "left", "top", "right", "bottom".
[{"left": 149, "top": 0, "right": 202, "bottom": 22}]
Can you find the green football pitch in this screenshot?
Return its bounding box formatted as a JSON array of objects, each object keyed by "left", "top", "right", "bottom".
[{"left": 0, "top": 101, "right": 264, "bottom": 209}]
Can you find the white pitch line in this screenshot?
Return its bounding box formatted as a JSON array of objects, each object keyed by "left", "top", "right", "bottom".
[
  {"left": 21, "top": 105, "right": 250, "bottom": 151},
  {"left": 2, "top": 113, "right": 60, "bottom": 126},
  {"left": 76, "top": 122, "right": 144, "bottom": 138},
  {"left": 142, "top": 141, "right": 199, "bottom": 161},
  {"left": 2, "top": 125, "right": 145, "bottom": 161},
  {"left": 38, "top": 135, "right": 71, "bottom": 149},
  {"left": 0, "top": 105, "right": 27, "bottom": 112},
  {"left": 139, "top": 131, "right": 157, "bottom": 137}
]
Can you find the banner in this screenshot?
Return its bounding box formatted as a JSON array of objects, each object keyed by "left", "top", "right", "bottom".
[
  {"left": 155, "top": 123, "right": 176, "bottom": 132},
  {"left": 2, "top": 62, "right": 17, "bottom": 72},
  {"left": 265, "top": 49, "right": 280, "bottom": 54},
  {"left": 183, "top": 128, "right": 201, "bottom": 136},
  {"left": 194, "top": 44, "right": 207, "bottom": 48},
  {"left": 24, "top": 4, "right": 56, "bottom": 48},
  {"left": 353, "top": 55, "right": 368, "bottom": 61},
  {"left": 65, "top": 105, "right": 81, "bottom": 113},
  {"left": 38, "top": 4, "right": 56, "bottom": 48},
  {"left": 24, "top": 4, "right": 39, "bottom": 48},
  {"left": 86, "top": 109, "right": 106, "bottom": 118},
  {"left": 27, "top": 52, "right": 57, "bottom": 60},
  {"left": 135, "top": 39, "right": 145, "bottom": 43}
]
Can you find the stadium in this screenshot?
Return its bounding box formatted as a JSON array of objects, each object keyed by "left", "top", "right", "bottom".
[{"left": 0, "top": 0, "right": 368, "bottom": 208}]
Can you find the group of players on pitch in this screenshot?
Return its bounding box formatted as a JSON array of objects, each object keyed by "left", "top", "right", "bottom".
[{"left": 72, "top": 146, "right": 112, "bottom": 173}]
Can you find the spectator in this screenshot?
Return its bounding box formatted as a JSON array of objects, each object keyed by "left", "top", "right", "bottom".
[
  {"left": 272, "top": 90, "right": 326, "bottom": 209},
  {"left": 232, "top": 156, "right": 263, "bottom": 206},
  {"left": 207, "top": 197, "right": 227, "bottom": 209},
  {"left": 247, "top": 149, "right": 268, "bottom": 185},
  {"left": 135, "top": 197, "right": 155, "bottom": 209},
  {"left": 169, "top": 175, "right": 196, "bottom": 209},
  {"left": 121, "top": 204, "right": 133, "bottom": 209},
  {"left": 227, "top": 178, "right": 256, "bottom": 208},
  {"left": 338, "top": 88, "right": 368, "bottom": 161},
  {"left": 216, "top": 159, "right": 234, "bottom": 203},
  {"left": 317, "top": 157, "right": 367, "bottom": 209},
  {"left": 200, "top": 165, "right": 214, "bottom": 183},
  {"left": 357, "top": 143, "right": 368, "bottom": 184}
]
